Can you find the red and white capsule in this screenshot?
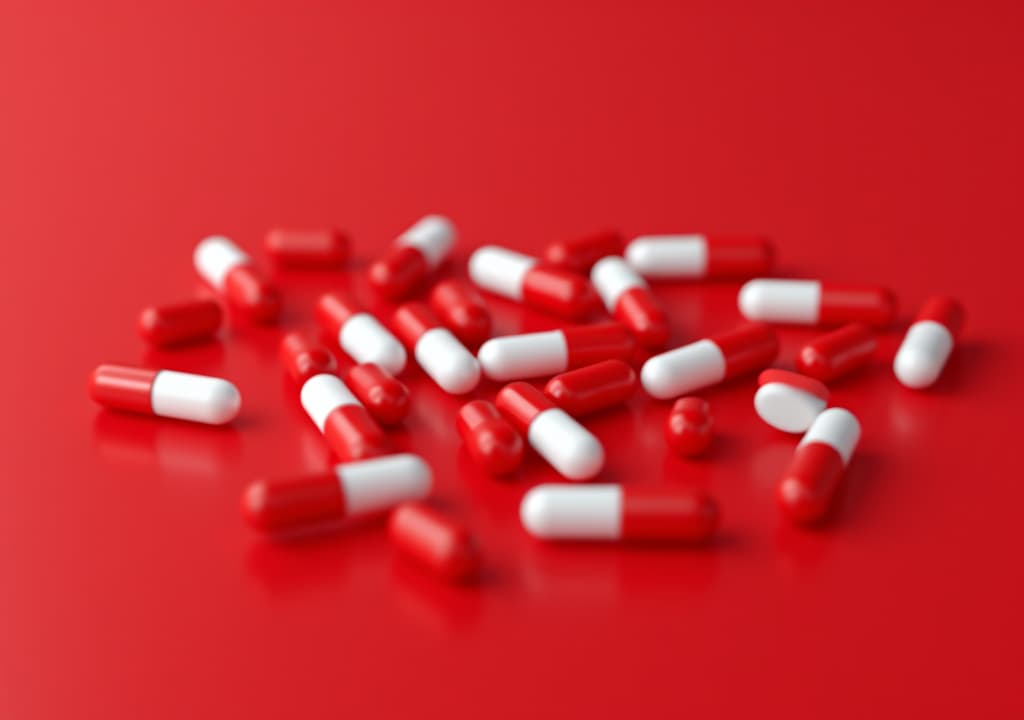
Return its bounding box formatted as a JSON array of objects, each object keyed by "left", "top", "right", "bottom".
[
  {"left": 137, "top": 299, "right": 222, "bottom": 348},
  {"left": 755, "top": 369, "right": 829, "bottom": 433},
  {"left": 193, "top": 236, "right": 281, "bottom": 323},
  {"left": 496, "top": 382, "right": 604, "bottom": 481},
  {"left": 739, "top": 279, "right": 897, "bottom": 327},
  {"left": 242, "top": 454, "right": 432, "bottom": 532},
  {"left": 89, "top": 364, "right": 241, "bottom": 425},
  {"left": 343, "top": 363, "right": 410, "bottom": 425},
  {"left": 389, "top": 502, "right": 482, "bottom": 584},
  {"left": 280, "top": 332, "right": 337, "bottom": 385},
  {"left": 315, "top": 292, "right": 407, "bottom": 375},
  {"left": 894, "top": 297, "right": 964, "bottom": 389},
  {"left": 590, "top": 256, "right": 669, "bottom": 349},
  {"left": 264, "top": 228, "right": 348, "bottom": 268},
  {"left": 625, "top": 234, "right": 773, "bottom": 279},
  {"left": 778, "top": 408, "right": 860, "bottom": 525},
  {"left": 300, "top": 373, "right": 387, "bottom": 461},
  {"left": 368, "top": 215, "right": 455, "bottom": 299},
  {"left": 520, "top": 484, "right": 719, "bottom": 542},
  {"left": 543, "top": 230, "right": 625, "bottom": 274},
  {"left": 544, "top": 359, "right": 637, "bottom": 417},
  {"left": 468, "top": 245, "right": 600, "bottom": 320},
  {"left": 477, "top": 322, "right": 634, "bottom": 382},
  {"left": 665, "top": 397, "right": 713, "bottom": 457},
  {"left": 428, "top": 278, "right": 492, "bottom": 347},
  {"left": 393, "top": 303, "right": 481, "bottom": 394},
  {"left": 796, "top": 323, "right": 877, "bottom": 382},
  {"left": 456, "top": 400, "right": 524, "bottom": 476},
  {"left": 641, "top": 323, "right": 779, "bottom": 399}
]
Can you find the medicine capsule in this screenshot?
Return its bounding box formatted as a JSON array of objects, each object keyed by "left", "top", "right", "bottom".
[
  {"left": 894, "top": 296, "right": 964, "bottom": 389},
  {"left": 641, "top": 323, "right": 778, "bottom": 399},
  {"left": 368, "top": 215, "right": 455, "bottom": 300},
  {"left": 755, "top": 369, "right": 829, "bottom": 433},
  {"left": 625, "top": 234, "right": 773, "bottom": 279},
  {"left": 264, "top": 228, "right": 348, "bottom": 268},
  {"left": 468, "top": 245, "right": 600, "bottom": 320},
  {"left": 242, "top": 454, "right": 432, "bottom": 532},
  {"left": 315, "top": 292, "right": 407, "bottom": 375},
  {"left": 137, "top": 299, "right": 222, "bottom": 348},
  {"left": 388, "top": 502, "right": 482, "bottom": 584},
  {"left": 591, "top": 256, "right": 669, "bottom": 349},
  {"left": 665, "top": 397, "right": 713, "bottom": 457},
  {"left": 456, "top": 400, "right": 524, "bottom": 476},
  {"left": 496, "top": 382, "right": 604, "bottom": 481},
  {"left": 796, "top": 323, "right": 877, "bottom": 382},
  {"left": 520, "top": 484, "right": 719, "bottom": 542},
  {"left": 738, "top": 279, "right": 897, "bottom": 327},
  {"left": 428, "top": 278, "right": 492, "bottom": 347},
  {"left": 344, "top": 363, "right": 410, "bottom": 425},
  {"left": 477, "top": 322, "right": 634, "bottom": 382},
  {"left": 194, "top": 236, "right": 281, "bottom": 323},
  {"left": 778, "top": 407, "right": 860, "bottom": 525},
  {"left": 300, "top": 373, "right": 387, "bottom": 461},
  {"left": 89, "top": 364, "right": 240, "bottom": 425},
  {"left": 280, "top": 332, "right": 337, "bottom": 385},
  {"left": 544, "top": 359, "right": 637, "bottom": 417},
  {"left": 393, "top": 303, "right": 481, "bottom": 394},
  {"left": 543, "top": 230, "right": 625, "bottom": 274}
]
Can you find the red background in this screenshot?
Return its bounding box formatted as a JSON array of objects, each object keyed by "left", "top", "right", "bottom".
[{"left": 2, "top": 1, "right": 1022, "bottom": 717}]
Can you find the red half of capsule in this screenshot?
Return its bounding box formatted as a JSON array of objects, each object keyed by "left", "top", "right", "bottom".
[
  {"left": 543, "top": 230, "right": 625, "bottom": 274},
  {"left": 665, "top": 396, "right": 713, "bottom": 457},
  {"left": 521, "top": 266, "right": 600, "bottom": 320},
  {"left": 621, "top": 488, "right": 720, "bottom": 542},
  {"left": 392, "top": 302, "right": 439, "bottom": 347},
  {"left": 778, "top": 442, "right": 845, "bottom": 525},
  {"left": 795, "top": 323, "right": 877, "bottom": 383},
  {"left": 429, "top": 279, "right": 492, "bottom": 346},
  {"left": 614, "top": 287, "right": 669, "bottom": 349},
  {"left": 280, "top": 332, "right": 337, "bottom": 385},
  {"left": 323, "top": 405, "right": 388, "bottom": 461},
  {"left": 344, "top": 364, "right": 410, "bottom": 425},
  {"left": 711, "top": 323, "right": 779, "bottom": 378},
  {"left": 137, "top": 299, "right": 222, "bottom": 347},
  {"left": 315, "top": 292, "right": 360, "bottom": 339},
  {"left": 916, "top": 296, "right": 965, "bottom": 338},
  {"left": 704, "top": 236, "right": 774, "bottom": 277},
  {"left": 368, "top": 245, "right": 429, "bottom": 300},
  {"left": 456, "top": 400, "right": 524, "bottom": 476},
  {"left": 757, "top": 369, "right": 829, "bottom": 401},
  {"left": 242, "top": 472, "right": 344, "bottom": 531},
  {"left": 89, "top": 364, "right": 158, "bottom": 414},
  {"left": 495, "top": 382, "right": 554, "bottom": 434},
  {"left": 563, "top": 322, "right": 635, "bottom": 368},
  {"left": 223, "top": 264, "right": 281, "bottom": 323},
  {"left": 389, "top": 502, "right": 482, "bottom": 583},
  {"left": 819, "top": 284, "right": 897, "bottom": 327},
  {"left": 544, "top": 360, "right": 636, "bottom": 417},
  {"left": 265, "top": 228, "right": 348, "bottom": 268}
]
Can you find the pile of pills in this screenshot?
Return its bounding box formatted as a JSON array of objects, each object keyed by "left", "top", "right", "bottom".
[{"left": 88, "top": 217, "right": 964, "bottom": 584}]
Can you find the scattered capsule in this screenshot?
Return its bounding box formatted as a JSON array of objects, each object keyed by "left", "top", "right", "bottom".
[
  {"left": 625, "top": 234, "right": 773, "bottom": 279},
  {"left": 495, "top": 382, "right": 604, "bottom": 481},
  {"left": 591, "top": 256, "right": 669, "bottom": 349},
  {"left": 243, "top": 454, "right": 432, "bottom": 532},
  {"left": 137, "top": 299, "right": 222, "bottom": 348},
  {"left": 389, "top": 502, "right": 482, "bottom": 584},
  {"left": 665, "top": 397, "right": 713, "bottom": 457},
  {"left": 478, "top": 323, "right": 634, "bottom": 382},
  {"left": 544, "top": 359, "right": 637, "bottom": 417},
  {"left": 193, "top": 236, "right": 281, "bottom": 323},
  {"left": 543, "top": 230, "right": 625, "bottom": 274},
  {"left": 369, "top": 215, "right": 455, "bottom": 299},
  {"left": 344, "top": 363, "right": 410, "bottom": 425},
  {"left": 796, "top": 323, "right": 877, "bottom": 382},
  {"left": 393, "top": 303, "right": 481, "bottom": 394},
  {"left": 89, "top": 364, "right": 240, "bottom": 425},
  {"left": 300, "top": 373, "right": 387, "bottom": 461},
  {"left": 778, "top": 408, "right": 860, "bottom": 525},
  {"left": 468, "top": 245, "right": 600, "bottom": 320},
  {"left": 264, "top": 228, "right": 348, "bottom": 268},
  {"left": 641, "top": 323, "right": 778, "bottom": 399},
  {"left": 739, "top": 279, "right": 896, "bottom": 327},
  {"left": 755, "top": 369, "right": 829, "bottom": 434},
  {"left": 428, "top": 278, "right": 492, "bottom": 347},
  {"left": 280, "top": 332, "right": 337, "bottom": 385},
  {"left": 456, "top": 400, "right": 524, "bottom": 476},
  {"left": 894, "top": 297, "right": 964, "bottom": 389},
  {"left": 315, "top": 292, "right": 407, "bottom": 375},
  {"left": 520, "top": 484, "right": 719, "bottom": 543}
]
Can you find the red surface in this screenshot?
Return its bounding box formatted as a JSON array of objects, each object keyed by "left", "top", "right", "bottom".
[{"left": 2, "top": 1, "right": 1023, "bottom": 718}]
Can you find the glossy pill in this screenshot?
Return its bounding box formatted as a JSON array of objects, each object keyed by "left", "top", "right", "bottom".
[
  {"left": 478, "top": 323, "right": 634, "bottom": 382},
  {"left": 428, "top": 278, "right": 492, "bottom": 346},
  {"left": 778, "top": 408, "right": 860, "bottom": 525},
  {"left": 389, "top": 502, "right": 481, "bottom": 583},
  {"left": 300, "top": 373, "right": 387, "bottom": 461},
  {"left": 137, "top": 299, "right": 222, "bottom": 347},
  {"left": 625, "top": 234, "right": 773, "bottom": 279},
  {"left": 264, "top": 228, "right": 348, "bottom": 268},
  {"left": 344, "top": 363, "right": 410, "bottom": 425},
  {"left": 894, "top": 296, "right": 964, "bottom": 389},
  {"left": 315, "top": 292, "right": 407, "bottom": 375},
  {"left": 665, "top": 397, "right": 713, "bottom": 457},
  {"left": 89, "top": 364, "right": 240, "bottom": 425},
  {"left": 739, "top": 279, "right": 896, "bottom": 327},
  {"left": 369, "top": 215, "right": 455, "bottom": 300},
  {"left": 591, "top": 256, "right": 669, "bottom": 349},
  {"left": 796, "top": 323, "right": 877, "bottom": 382},
  {"left": 393, "top": 302, "right": 481, "bottom": 394},
  {"left": 544, "top": 230, "right": 625, "bottom": 274},
  {"left": 280, "top": 332, "right": 337, "bottom": 385},
  {"left": 194, "top": 235, "right": 281, "bottom": 323},
  {"left": 456, "top": 400, "right": 524, "bottom": 476},
  {"left": 755, "top": 369, "right": 829, "bottom": 433},
  {"left": 544, "top": 360, "right": 637, "bottom": 417}
]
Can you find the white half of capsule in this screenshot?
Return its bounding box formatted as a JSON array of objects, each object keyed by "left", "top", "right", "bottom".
[
  {"left": 754, "top": 383, "right": 827, "bottom": 434},
  {"left": 300, "top": 373, "right": 361, "bottom": 432},
  {"left": 590, "top": 256, "right": 646, "bottom": 312},
  {"left": 395, "top": 214, "right": 455, "bottom": 269},
  {"left": 338, "top": 312, "right": 408, "bottom": 375},
  {"left": 335, "top": 454, "right": 432, "bottom": 515},
  {"left": 527, "top": 408, "right": 604, "bottom": 481},
  {"left": 738, "top": 279, "right": 822, "bottom": 324},
  {"left": 625, "top": 235, "right": 709, "bottom": 278},
  {"left": 893, "top": 320, "right": 954, "bottom": 389},
  {"left": 477, "top": 330, "right": 569, "bottom": 381},
  {"left": 520, "top": 484, "right": 622, "bottom": 539},
  {"left": 414, "top": 327, "right": 481, "bottom": 394},
  {"left": 798, "top": 407, "right": 860, "bottom": 465},
  {"left": 640, "top": 339, "right": 726, "bottom": 399},
  {"left": 194, "top": 235, "right": 250, "bottom": 290},
  {"left": 468, "top": 245, "right": 538, "bottom": 300},
  {"left": 150, "top": 370, "right": 241, "bottom": 425}
]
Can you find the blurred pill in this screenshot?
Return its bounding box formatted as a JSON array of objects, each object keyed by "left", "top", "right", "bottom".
[
  {"left": 796, "top": 323, "right": 877, "bottom": 382},
  {"left": 665, "top": 397, "right": 713, "bottom": 457},
  {"left": 389, "top": 502, "right": 481, "bottom": 584},
  {"left": 194, "top": 235, "right": 281, "bottom": 323},
  {"left": 137, "top": 299, "right": 222, "bottom": 348},
  {"left": 544, "top": 359, "right": 637, "bottom": 417},
  {"left": 755, "top": 369, "right": 829, "bottom": 433},
  {"left": 265, "top": 228, "right": 348, "bottom": 268},
  {"left": 429, "top": 278, "right": 492, "bottom": 346},
  {"left": 369, "top": 215, "right": 455, "bottom": 300},
  {"left": 344, "top": 363, "right": 410, "bottom": 425},
  {"left": 456, "top": 400, "right": 524, "bottom": 476}
]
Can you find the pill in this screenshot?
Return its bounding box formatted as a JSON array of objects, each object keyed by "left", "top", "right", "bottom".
[
  {"left": 755, "top": 369, "right": 829, "bottom": 433},
  {"left": 280, "top": 332, "right": 337, "bottom": 385},
  {"left": 242, "top": 454, "right": 432, "bottom": 532},
  {"left": 495, "top": 382, "right": 604, "bottom": 480},
  {"left": 641, "top": 323, "right": 778, "bottom": 399},
  {"left": 795, "top": 323, "right": 877, "bottom": 382},
  {"left": 388, "top": 502, "right": 482, "bottom": 584},
  {"left": 194, "top": 236, "right": 281, "bottom": 323},
  {"left": 369, "top": 215, "right": 455, "bottom": 300},
  {"left": 300, "top": 373, "right": 387, "bottom": 461},
  {"left": 738, "top": 279, "right": 896, "bottom": 327},
  {"left": 665, "top": 397, "right": 713, "bottom": 457},
  {"left": 468, "top": 245, "right": 600, "bottom": 320},
  {"left": 894, "top": 296, "right": 964, "bottom": 389},
  {"left": 625, "top": 234, "right": 773, "bottom": 279},
  {"left": 477, "top": 322, "right": 634, "bottom": 382},
  {"left": 544, "top": 359, "right": 637, "bottom": 417},
  {"left": 778, "top": 407, "right": 860, "bottom": 525},
  {"left": 315, "top": 292, "right": 407, "bottom": 375},
  {"left": 543, "top": 230, "right": 625, "bottom": 274},
  {"left": 591, "top": 256, "right": 669, "bottom": 349},
  {"left": 393, "top": 302, "right": 481, "bottom": 394},
  {"left": 89, "top": 364, "right": 240, "bottom": 425},
  {"left": 343, "top": 363, "right": 410, "bottom": 425},
  {"left": 264, "top": 228, "right": 348, "bottom": 268},
  {"left": 137, "top": 299, "right": 222, "bottom": 348},
  {"left": 428, "top": 278, "right": 492, "bottom": 347},
  {"left": 456, "top": 400, "right": 524, "bottom": 476},
  {"left": 520, "top": 484, "right": 719, "bottom": 542}
]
